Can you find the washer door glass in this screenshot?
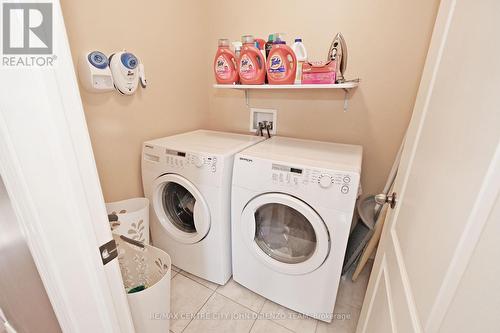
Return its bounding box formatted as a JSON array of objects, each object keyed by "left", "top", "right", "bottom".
[
  {"left": 162, "top": 182, "right": 196, "bottom": 233},
  {"left": 152, "top": 174, "right": 210, "bottom": 244},
  {"left": 254, "top": 203, "right": 317, "bottom": 264}
]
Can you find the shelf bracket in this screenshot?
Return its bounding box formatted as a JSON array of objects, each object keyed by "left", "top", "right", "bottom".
[
  {"left": 343, "top": 88, "right": 349, "bottom": 112},
  {"left": 244, "top": 89, "right": 249, "bottom": 107}
]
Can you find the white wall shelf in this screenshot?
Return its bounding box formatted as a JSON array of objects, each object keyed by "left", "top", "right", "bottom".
[{"left": 213, "top": 81, "right": 359, "bottom": 111}]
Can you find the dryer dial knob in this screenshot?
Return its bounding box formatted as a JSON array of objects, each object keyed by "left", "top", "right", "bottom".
[
  {"left": 193, "top": 156, "right": 204, "bottom": 168},
  {"left": 319, "top": 175, "right": 333, "bottom": 188}
]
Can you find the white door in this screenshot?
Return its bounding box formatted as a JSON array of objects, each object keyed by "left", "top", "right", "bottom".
[
  {"left": 0, "top": 1, "right": 135, "bottom": 332},
  {"left": 152, "top": 174, "right": 211, "bottom": 244},
  {"left": 240, "top": 193, "right": 330, "bottom": 275},
  {"left": 357, "top": 0, "right": 500, "bottom": 332}
]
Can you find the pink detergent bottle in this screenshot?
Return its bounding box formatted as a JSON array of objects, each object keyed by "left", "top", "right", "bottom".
[
  {"left": 238, "top": 35, "right": 266, "bottom": 85},
  {"left": 214, "top": 39, "right": 239, "bottom": 84},
  {"left": 266, "top": 39, "right": 297, "bottom": 85}
]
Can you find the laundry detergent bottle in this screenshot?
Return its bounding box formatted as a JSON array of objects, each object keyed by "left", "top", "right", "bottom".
[
  {"left": 266, "top": 39, "right": 297, "bottom": 85},
  {"left": 291, "top": 38, "right": 307, "bottom": 84},
  {"left": 214, "top": 38, "right": 239, "bottom": 84},
  {"left": 238, "top": 35, "right": 266, "bottom": 85}
]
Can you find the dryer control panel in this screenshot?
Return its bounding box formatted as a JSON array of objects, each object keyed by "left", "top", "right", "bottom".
[{"left": 271, "top": 163, "right": 353, "bottom": 195}]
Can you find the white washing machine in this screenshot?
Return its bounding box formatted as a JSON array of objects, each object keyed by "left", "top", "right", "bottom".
[
  {"left": 142, "top": 130, "right": 264, "bottom": 284},
  {"left": 232, "top": 136, "right": 362, "bottom": 321}
]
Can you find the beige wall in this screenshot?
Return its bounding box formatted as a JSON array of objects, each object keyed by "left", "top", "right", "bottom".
[
  {"left": 62, "top": 0, "right": 439, "bottom": 201},
  {"left": 206, "top": 0, "right": 440, "bottom": 195},
  {"left": 61, "top": 0, "right": 209, "bottom": 201}
]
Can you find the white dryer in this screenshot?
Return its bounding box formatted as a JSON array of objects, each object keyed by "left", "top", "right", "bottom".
[
  {"left": 231, "top": 136, "right": 362, "bottom": 321},
  {"left": 142, "top": 130, "right": 264, "bottom": 284}
]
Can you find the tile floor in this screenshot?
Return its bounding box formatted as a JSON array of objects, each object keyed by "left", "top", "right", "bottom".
[{"left": 168, "top": 261, "right": 373, "bottom": 333}]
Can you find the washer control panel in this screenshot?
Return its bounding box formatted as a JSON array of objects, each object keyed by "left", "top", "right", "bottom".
[
  {"left": 165, "top": 149, "right": 217, "bottom": 173},
  {"left": 271, "top": 163, "right": 353, "bottom": 195}
]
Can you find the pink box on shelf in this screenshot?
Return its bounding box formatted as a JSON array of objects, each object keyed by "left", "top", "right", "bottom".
[{"left": 301, "top": 60, "right": 336, "bottom": 84}]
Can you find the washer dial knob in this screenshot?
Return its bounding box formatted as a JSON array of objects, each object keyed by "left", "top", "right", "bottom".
[
  {"left": 193, "top": 156, "right": 204, "bottom": 168},
  {"left": 319, "top": 175, "right": 333, "bottom": 188}
]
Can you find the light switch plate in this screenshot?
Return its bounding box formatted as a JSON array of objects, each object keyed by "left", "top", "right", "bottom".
[{"left": 249, "top": 108, "right": 277, "bottom": 134}]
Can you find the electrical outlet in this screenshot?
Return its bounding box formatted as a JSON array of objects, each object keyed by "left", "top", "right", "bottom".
[{"left": 249, "top": 108, "right": 277, "bottom": 134}]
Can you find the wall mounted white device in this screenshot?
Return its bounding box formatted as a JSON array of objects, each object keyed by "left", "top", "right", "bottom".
[
  {"left": 109, "top": 51, "right": 147, "bottom": 95},
  {"left": 78, "top": 51, "right": 114, "bottom": 93}
]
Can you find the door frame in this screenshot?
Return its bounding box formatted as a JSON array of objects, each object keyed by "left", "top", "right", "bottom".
[{"left": 0, "top": 1, "right": 135, "bottom": 332}]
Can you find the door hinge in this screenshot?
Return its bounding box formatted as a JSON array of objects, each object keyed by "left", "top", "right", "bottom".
[{"left": 99, "top": 239, "right": 118, "bottom": 265}]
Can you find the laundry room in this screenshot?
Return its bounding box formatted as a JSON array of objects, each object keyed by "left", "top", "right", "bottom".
[
  {"left": 59, "top": 0, "right": 435, "bottom": 331},
  {"left": 1, "top": 1, "right": 500, "bottom": 333}
]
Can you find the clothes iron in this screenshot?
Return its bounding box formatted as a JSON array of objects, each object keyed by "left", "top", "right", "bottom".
[{"left": 327, "top": 33, "right": 348, "bottom": 83}]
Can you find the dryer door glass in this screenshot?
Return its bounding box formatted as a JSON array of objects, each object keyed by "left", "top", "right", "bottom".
[
  {"left": 254, "top": 203, "right": 317, "bottom": 264},
  {"left": 162, "top": 182, "right": 196, "bottom": 233}
]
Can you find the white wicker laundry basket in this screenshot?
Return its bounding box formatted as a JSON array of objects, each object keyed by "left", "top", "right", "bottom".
[
  {"left": 114, "top": 233, "right": 171, "bottom": 333},
  {"left": 106, "top": 198, "right": 150, "bottom": 244}
]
